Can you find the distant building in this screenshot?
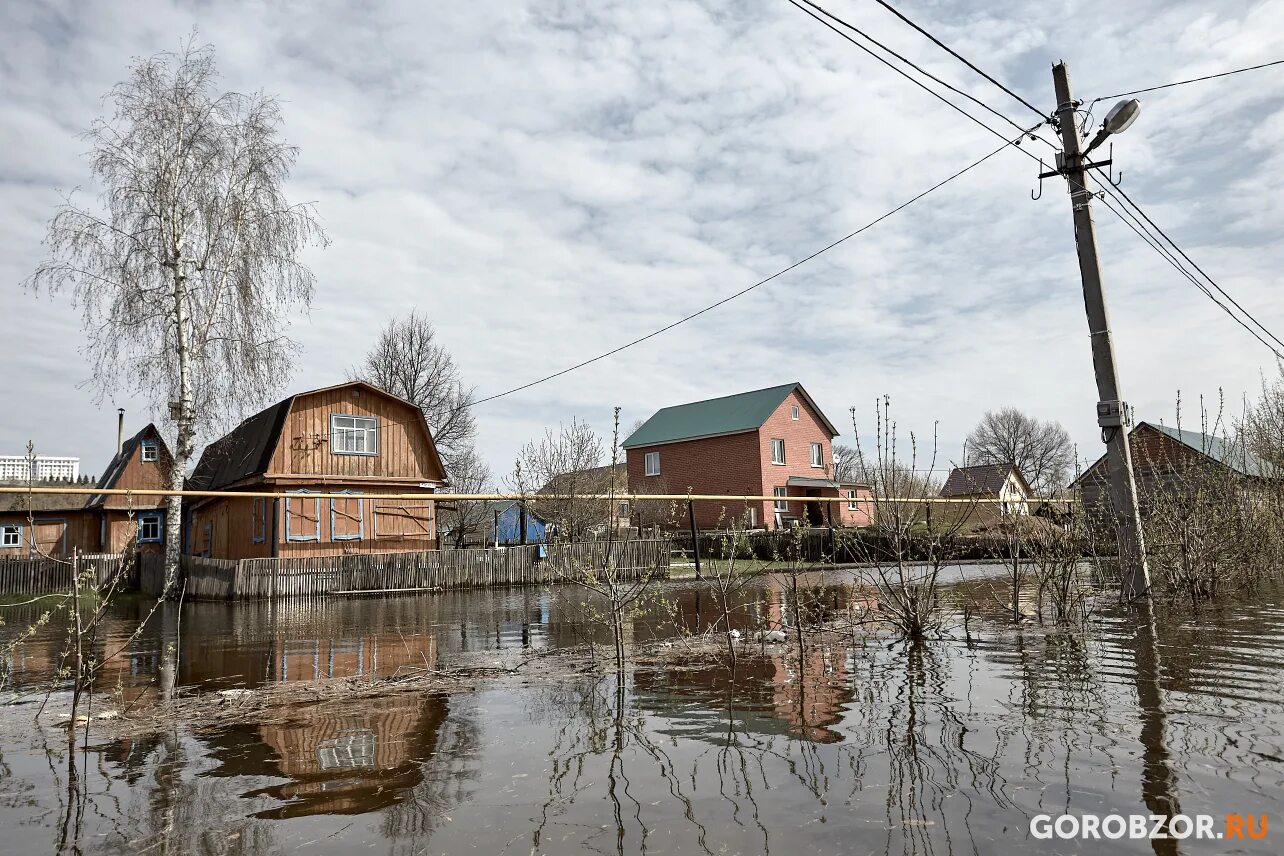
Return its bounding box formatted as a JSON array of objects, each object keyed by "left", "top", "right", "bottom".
[
  {"left": 624, "top": 382, "right": 872, "bottom": 530},
  {"left": 1073, "top": 421, "right": 1277, "bottom": 525},
  {"left": 0, "top": 455, "right": 80, "bottom": 482},
  {"left": 940, "top": 463, "right": 1032, "bottom": 516}
]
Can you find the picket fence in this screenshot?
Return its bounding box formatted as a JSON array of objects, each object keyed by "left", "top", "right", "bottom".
[
  {"left": 0, "top": 552, "right": 146, "bottom": 595},
  {"left": 177, "top": 539, "right": 671, "bottom": 600}
]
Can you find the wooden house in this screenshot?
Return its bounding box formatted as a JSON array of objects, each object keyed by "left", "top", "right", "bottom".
[
  {"left": 0, "top": 423, "right": 171, "bottom": 558},
  {"left": 185, "top": 381, "right": 447, "bottom": 560}
]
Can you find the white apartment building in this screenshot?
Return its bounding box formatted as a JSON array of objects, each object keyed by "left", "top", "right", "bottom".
[{"left": 0, "top": 455, "right": 80, "bottom": 481}]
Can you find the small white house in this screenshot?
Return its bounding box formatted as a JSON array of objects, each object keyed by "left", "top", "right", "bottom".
[{"left": 939, "top": 463, "right": 1032, "bottom": 515}]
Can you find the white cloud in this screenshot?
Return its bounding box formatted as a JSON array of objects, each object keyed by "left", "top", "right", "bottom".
[{"left": 2, "top": 0, "right": 1282, "bottom": 485}]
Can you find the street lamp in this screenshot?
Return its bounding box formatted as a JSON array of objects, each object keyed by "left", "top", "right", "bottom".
[{"left": 1084, "top": 98, "right": 1141, "bottom": 155}]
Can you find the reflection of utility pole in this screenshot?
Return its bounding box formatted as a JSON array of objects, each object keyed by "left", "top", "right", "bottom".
[
  {"left": 1050, "top": 61, "right": 1150, "bottom": 600},
  {"left": 1131, "top": 603, "right": 1180, "bottom": 856}
]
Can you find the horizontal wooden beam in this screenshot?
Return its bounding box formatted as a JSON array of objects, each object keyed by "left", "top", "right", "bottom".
[{"left": 0, "top": 486, "right": 1077, "bottom": 504}]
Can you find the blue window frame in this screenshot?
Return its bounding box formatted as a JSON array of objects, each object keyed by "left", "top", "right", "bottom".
[
  {"left": 285, "top": 490, "right": 321, "bottom": 542},
  {"left": 252, "top": 498, "right": 268, "bottom": 544},
  {"left": 1, "top": 524, "right": 22, "bottom": 549},
  {"left": 140, "top": 439, "right": 158, "bottom": 462},
  {"left": 330, "top": 491, "right": 364, "bottom": 541},
  {"left": 138, "top": 511, "right": 164, "bottom": 544}
]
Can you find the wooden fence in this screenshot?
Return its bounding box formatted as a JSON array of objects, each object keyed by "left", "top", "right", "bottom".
[
  {"left": 0, "top": 552, "right": 142, "bottom": 595},
  {"left": 177, "top": 539, "right": 671, "bottom": 600}
]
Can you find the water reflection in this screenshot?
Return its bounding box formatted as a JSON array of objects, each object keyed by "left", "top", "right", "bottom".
[{"left": 1, "top": 582, "right": 1282, "bottom": 854}]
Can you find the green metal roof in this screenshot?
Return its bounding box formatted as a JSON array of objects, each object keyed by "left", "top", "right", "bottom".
[{"left": 622, "top": 383, "right": 837, "bottom": 449}]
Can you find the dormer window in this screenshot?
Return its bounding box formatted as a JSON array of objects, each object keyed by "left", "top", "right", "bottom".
[
  {"left": 140, "top": 440, "right": 158, "bottom": 462},
  {"left": 331, "top": 414, "right": 378, "bottom": 455}
]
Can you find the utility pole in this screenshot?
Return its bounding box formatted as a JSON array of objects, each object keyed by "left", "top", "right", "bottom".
[{"left": 1051, "top": 61, "right": 1150, "bottom": 600}]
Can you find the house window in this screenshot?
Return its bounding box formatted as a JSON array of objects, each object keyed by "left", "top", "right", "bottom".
[
  {"left": 252, "top": 498, "right": 268, "bottom": 544},
  {"left": 331, "top": 414, "right": 378, "bottom": 455},
  {"left": 644, "top": 451, "right": 660, "bottom": 476},
  {"left": 810, "top": 443, "right": 823, "bottom": 468},
  {"left": 770, "top": 439, "right": 786, "bottom": 465},
  {"left": 847, "top": 489, "right": 859, "bottom": 511},
  {"left": 618, "top": 501, "right": 630, "bottom": 517},
  {"left": 331, "top": 492, "right": 365, "bottom": 541},
  {"left": 773, "top": 487, "right": 789, "bottom": 512},
  {"left": 140, "top": 440, "right": 158, "bottom": 462},
  {"left": 746, "top": 507, "right": 757, "bottom": 527},
  {"left": 138, "top": 512, "right": 164, "bottom": 544},
  {"left": 791, "top": 405, "right": 800, "bottom": 421},
  {"left": 1, "top": 524, "right": 21, "bottom": 548},
  {"left": 286, "top": 490, "right": 321, "bottom": 541}
]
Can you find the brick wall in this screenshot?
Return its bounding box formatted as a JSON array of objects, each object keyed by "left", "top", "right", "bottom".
[
  {"left": 627, "top": 388, "right": 856, "bottom": 529},
  {"left": 627, "top": 430, "right": 764, "bottom": 529}
]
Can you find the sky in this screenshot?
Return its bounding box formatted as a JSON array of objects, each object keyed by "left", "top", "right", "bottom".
[{"left": 2, "top": 0, "right": 1283, "bottom": 485}]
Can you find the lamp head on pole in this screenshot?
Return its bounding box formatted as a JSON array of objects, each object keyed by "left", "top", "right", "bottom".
[{"left": 1084, "top": 98, "right": 1141, "bottom": 155}]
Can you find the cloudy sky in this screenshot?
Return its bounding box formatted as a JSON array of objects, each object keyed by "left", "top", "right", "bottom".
[{"left": 3, "top": 0, "right": 1282, "bottom": 484}]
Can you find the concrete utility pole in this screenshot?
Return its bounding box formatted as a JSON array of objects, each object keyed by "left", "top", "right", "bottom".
[{"left": 1051, "top": 61, "right": 1150, "bottom": 600}]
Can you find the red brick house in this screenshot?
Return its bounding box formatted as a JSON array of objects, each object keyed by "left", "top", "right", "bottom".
[{"left": 623, "top": 382, "right": 872, "bottom": 530}]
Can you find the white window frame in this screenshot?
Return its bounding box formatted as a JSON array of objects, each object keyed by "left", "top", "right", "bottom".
[
  {"left": 331, "top": 414, "right": 378, "bottom": 456},
  {"left": 140, "top": 440, "right": 158, "bottom": 462},
  {"left": 790, "top": 405, "right": 800, "bottom": 421},
  {"left": 746, "top": 507, "right": 757, "bottom": 527},
  {"left": 1, "top": 524, "right": 21, "bottom": 548},
  {"left": 773, "top": 487, "right": 789, "bottom": 512},
  {"left": 770, "top": 439, "right": 786, "bottom": 465},
  {"left": 847, "top": 489, "right": 859, "bottom": 511},
  {"left": 810, "top": 443, "right": 823, "bottom": 468},
  {"left": 644, "top": 451, "right": 660, "bottom": 476},
  {"left": 618, "top": 501, "right": 630, "bottom": 517}
]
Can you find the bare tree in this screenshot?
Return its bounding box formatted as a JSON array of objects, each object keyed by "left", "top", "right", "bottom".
[
  {"left": 439, "top": 446, "right": 491, "bottom": 548},
  {"left": 25, "top": 39, "right": 325, "bottom": 583},
  {"left": 832, "top": 443, "right": 858, "bottom": 483},
  {"left": 964, "top": 408, "right": 1072, "bottom": 494},
  {"left": 511, "top": 418, "right": 609, "bottom": 542},
  {"left": 355, "top": 310, "right": 477, "bottom": 472}
]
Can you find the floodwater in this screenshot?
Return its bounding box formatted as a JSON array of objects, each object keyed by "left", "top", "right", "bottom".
[{"left": 1, "top": 573, "right": 1281, "bottom": 855}]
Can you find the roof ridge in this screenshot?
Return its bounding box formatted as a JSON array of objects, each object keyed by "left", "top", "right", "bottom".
[{"left": 651, "top": 382, "right": 799, "bottom": 413}]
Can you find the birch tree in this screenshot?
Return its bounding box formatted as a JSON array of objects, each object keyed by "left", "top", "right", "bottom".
[{"left": 26, "top": 40, "right": 326, "bottom": 582}]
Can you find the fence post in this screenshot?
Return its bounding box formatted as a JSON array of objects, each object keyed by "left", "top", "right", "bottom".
[{"left": 687, "top": 499, "right": 702, "bottom": 580}]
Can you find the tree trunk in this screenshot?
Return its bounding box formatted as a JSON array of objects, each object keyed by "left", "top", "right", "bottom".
[{"left": 164, "top": 264, "right": 195, "bottom": 588}]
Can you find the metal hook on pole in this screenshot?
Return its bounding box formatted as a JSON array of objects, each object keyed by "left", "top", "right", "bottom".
[
  {"left": 1106, "top": 143, "right": 1123, "bottom": 187},
  {"left": 1032, "top": 159, "right": 1045, "bottom": 200}
]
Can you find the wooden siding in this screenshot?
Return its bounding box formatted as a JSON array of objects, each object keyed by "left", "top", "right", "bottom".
[
  {"left": 0, "top": 510, "right": 101, "bottom": 558},
  {"left": 187, "top": 488, "right": 437, "bottom": 561},
  {"left": 102, "top": 427, "right": 170, "bottom": 510},
  {"left": 267, "top": 386, "right": 445, "bottom": 482}
]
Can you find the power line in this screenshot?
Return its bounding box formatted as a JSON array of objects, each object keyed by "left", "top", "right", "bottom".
[
  {"left": 1088, "top": 177, "right": 1284, "bottom": 360},
  {"left": 469, "top": 126, "right": 1039, "bottom": 409},
  {"left": 1090, "top": 168, "right": 1284, "bottom": 355},
  {"left": 1088, "top": 58, "right": 1284, "bottom": 104},
  {"left": 866, "top": 0, "right": 1047, "bottom": 121},
  {"left": 788, "top": 0, "right": 1056, "bottom": 151}
]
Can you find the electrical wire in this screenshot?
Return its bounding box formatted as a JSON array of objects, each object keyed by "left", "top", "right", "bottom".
[
  {"left": 793, "top": 0, "right": 1043, "bottom": 140},
  {"left": 1087, "top": 177, "right": 1284, "bottom": 360},
  {"left": 1088, "top": 58, "right": 1284, "bottom": 104},
  {"left": 468, "top": 125, "right": 1040, "bottom": 409},
  {"left": 1090, "top": 168, "right": 1284, "bottom": 355},
  {"left": 866, "top": 0, "right": 1047, "bottom": 121}
]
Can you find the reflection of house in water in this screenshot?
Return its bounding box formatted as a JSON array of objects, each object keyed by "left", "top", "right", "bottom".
[{"left": 205, "top": 693, "right": 450, "bottom": 818}]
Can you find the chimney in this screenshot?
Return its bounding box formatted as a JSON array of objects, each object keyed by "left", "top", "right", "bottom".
[{"left": 117, "top": 409, "right": 125, "bottom": 457}]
